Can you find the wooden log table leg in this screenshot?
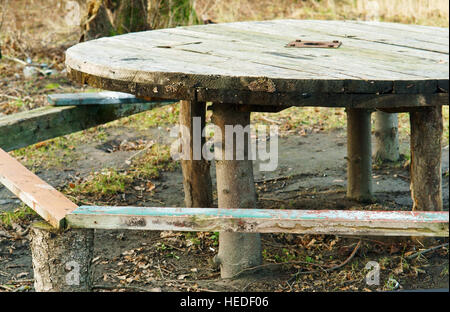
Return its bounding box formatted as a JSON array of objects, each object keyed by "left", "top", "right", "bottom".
[
  {"left": 179, "top": 100, "right": 213, "bottom": 208},
  {"left": 373, "top": 111, "right": 400, "bottom": 162},
  {"left": 346, "top": 108, "right": 374, "bottom": 202},
  {"left": 30, "top": 222, "right": 94, "bottom": 292},
  {"left": 409, "top": 106, "right": 443, "bottom": 211},
  {"left": 211, "top": 105, "right": 262, "bottom": 279}
]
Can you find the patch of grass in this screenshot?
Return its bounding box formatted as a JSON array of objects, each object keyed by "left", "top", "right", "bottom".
[
  {"left": 44, "top": 82, "right": 61, "bottom": 90},
  {"left": 384, "top": 275, "right": 400, "bottom": 291},
  {"left": 156, "top": 242, "right": 168, "bottom": 251},
  {"left": 65, "top": 143, "right": 176, "bottom": 198},
  {"left": 123, "top": 103, "right": 180, "bottom": 131},
  {"left": 69, "top": 168, "right": 133, "bottom": 196},
  {"left": 131, "top": 143, "right": 178, "bottom": 179},
  {"left": 11, "top": 98, "right": 25, "bottom": 108},
  {"left": 12, "top": 133, "right": 81, "bottom": 169},
  {"left": 253, "top": 107, "right": 346, "bottom": 134},
  {"left": 304, "top": 255, "right": 314, "bottom": 263},
  {"left": 10, "top": 123, "right": 114, "bottom": 169},
  {"left": 167, "top": 251, "right": 180, "bottom": 260},
  {"left": 379, "top": 256, "right": 391, "bottom": 269},
  {"left": 0, "top": 204, "right": 36, "bottom": 227},
  {"left": 263, "top": 246, "right": 300, "bottom": 263},
  {"left": 155, "top": 242, "right": 180, "bottom": 259},
  {"left": 209, "top": 231, "right": 219, "bottom": 246},
  {"left": 440, "top": 265, "right": 448, "bottom": 277}
]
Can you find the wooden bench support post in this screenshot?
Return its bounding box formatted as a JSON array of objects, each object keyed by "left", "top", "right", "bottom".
[
  {"left": 211, "top": 105, "right": 262, "bottom": 279},
  {"left": 346, "top": 108, "right": 373, "bottom": 202},
  {"left": 409, "top": 106, "right": 443, "bottom": 211},
  {"left": 30, "top": 222, "right": 94, "bottom": 292},
  {"left": 179, "top": 100, "right": 213, "bottom": 208},
  {"left": 373, "top": 111, "right": 400, "bottom": 162}
]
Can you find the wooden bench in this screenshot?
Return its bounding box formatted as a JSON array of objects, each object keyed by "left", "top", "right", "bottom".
[{"left": 0, "top": 91, "right": 175, "bottom": 151}]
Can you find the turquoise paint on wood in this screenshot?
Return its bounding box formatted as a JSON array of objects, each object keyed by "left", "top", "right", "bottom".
[
  {"left": 72, "top": 206, "right": 449, "bottom": 223},
  {"left": 48, "top": 91, "right": 174, "bottom": 106}
]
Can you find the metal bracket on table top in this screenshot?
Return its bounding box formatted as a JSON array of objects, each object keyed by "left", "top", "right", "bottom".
[{"left": 286, "top": 40, "right": 342, "bottom": 48}]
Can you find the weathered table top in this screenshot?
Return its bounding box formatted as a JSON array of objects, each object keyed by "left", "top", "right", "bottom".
[{"left": 66, "top": 20, "right": 449, "bottom": 107}]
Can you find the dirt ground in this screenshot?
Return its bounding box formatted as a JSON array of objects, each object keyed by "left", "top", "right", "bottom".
[{"left": 0, "top": 122, "right": 448, "bottom": 292}]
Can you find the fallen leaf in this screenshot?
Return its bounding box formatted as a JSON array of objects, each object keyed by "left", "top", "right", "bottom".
[
  {"left": 146, "top": 181, "right": 156, "bottom": 191},
  {"left": 306, "top": 238, "right": 316, "bottom": 248},
  {"left": 35, "top": 141, "right": 47, "bottom": 148}
]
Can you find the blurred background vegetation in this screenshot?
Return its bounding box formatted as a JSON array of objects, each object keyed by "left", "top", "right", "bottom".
[
  {"left": 0, "top": 0, "right": 448, "bottom": 61},
  {"left": 0, "top": 0, "right": 448, "bottom": 147}
]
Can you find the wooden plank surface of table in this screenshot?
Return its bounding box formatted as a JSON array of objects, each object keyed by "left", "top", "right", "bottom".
[{"left": 66, "top": 20, "right": 449, "bottom": 107}]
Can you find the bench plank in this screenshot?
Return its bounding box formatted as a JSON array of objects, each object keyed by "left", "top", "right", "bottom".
[
  {"left": 0, "top": 148, "right": 78, "bottom": 228},
  {"left": 47, "top": 91, "right": 150, "bottom": 105},
  {"left": 0, "top": 100, "right": 175, "bottom": 151},
  {"left": 66, "top": 206, "right": 449, "bottom": 237}
]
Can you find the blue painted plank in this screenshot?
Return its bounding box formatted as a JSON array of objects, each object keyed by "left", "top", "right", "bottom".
[
  {"left": 66, "top": 206, "right": 449, "bottom": 236},
  {"left": 72, "top": 206, "right": 449, "bottom": 223},
  {"left": 48, "top": 91, "right": 167, "bottom": 105},
  {"left": 67, "top": 206, "right": 448, "bottom": 236}
]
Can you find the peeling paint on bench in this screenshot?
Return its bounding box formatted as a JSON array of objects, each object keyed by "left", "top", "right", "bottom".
[{"left": 66, "top": 206, "right": 449, "bottom": 236}]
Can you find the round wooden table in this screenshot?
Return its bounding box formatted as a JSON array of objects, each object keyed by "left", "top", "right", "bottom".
[{"left": 66, "top": 20, "right": 449, "bottom": 278}]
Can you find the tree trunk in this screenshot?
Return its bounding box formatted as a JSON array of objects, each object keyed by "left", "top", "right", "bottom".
[
  {"left": 373, "top": 111, "right": 400, "bottom": 162},
  {"left": 346, "top": 108, "right": 373, "bottom": 202},
  {"left": 409, "top": 106, "right": 443, "bottom": 211},
  {"left": 80, "top": 0, "right": 149, "bottom": 42},
  {"left": 179, "top": 100, "right": 213, "bottom": 208},
  {"left": 114, "top": 0, "right": 150, "bottom": 34},
  {"left": 211, "top": 105, "right": 262, "bottom": 279},
  {"left": 30, "top": 222, "right": 94, "bottom": 292},
  {"left": 148, "top": 0, "right": 200, "bottom": 29}
]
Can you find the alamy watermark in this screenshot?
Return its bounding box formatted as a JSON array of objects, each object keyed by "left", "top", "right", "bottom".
[
  {"left": 65, "top": 260, "right": 80, "bottom": 286},
  {"left": 365, "top": 261, "right": 380, "bottom": 286},
  {"left": 169, "top": 117, "right": 279, "bottom": 171}
]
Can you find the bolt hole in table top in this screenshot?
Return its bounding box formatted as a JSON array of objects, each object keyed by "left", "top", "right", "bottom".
[{"left": 65, "top": 20, "right": 449, "bottom": 278}]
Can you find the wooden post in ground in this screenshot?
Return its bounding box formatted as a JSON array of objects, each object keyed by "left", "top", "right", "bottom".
[
  {"left": 409, "top": 106, "right": 443, "bottom": 211},
  {"left": 179, "top": 100, "right": 213, "bottom": 208},
  {"left": 30, "top": 222, "right": 94, "bottom": 292},
  {"left": 373, "top": 111, "right": 400, "bottom": 162},
  {"left": 211, "top": 105, "right": 262, "bottom": 279},
  {"left": 346, "top": 108, "right": 373, "bottom": 202}
]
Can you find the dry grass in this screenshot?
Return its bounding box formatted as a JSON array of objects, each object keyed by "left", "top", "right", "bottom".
[
  {"left": 0, "top": 0, "right": 448, "bottom": 60},
  {"left": 194, "top": 0, "right": 449, "bottom": 27},
  {"left": 0, "top": 0, "right": 81, "bottom": 65},
  {"left": 0, "top": 0, "right": 446, "bottom": 64}
]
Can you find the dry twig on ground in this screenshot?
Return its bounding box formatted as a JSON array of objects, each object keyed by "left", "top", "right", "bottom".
[
  {"left": 288, "top": 240, "right": 362, "bottom": 283},
  {"left": 406, "top": 243, "right": 449, "bottom": 260}
]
